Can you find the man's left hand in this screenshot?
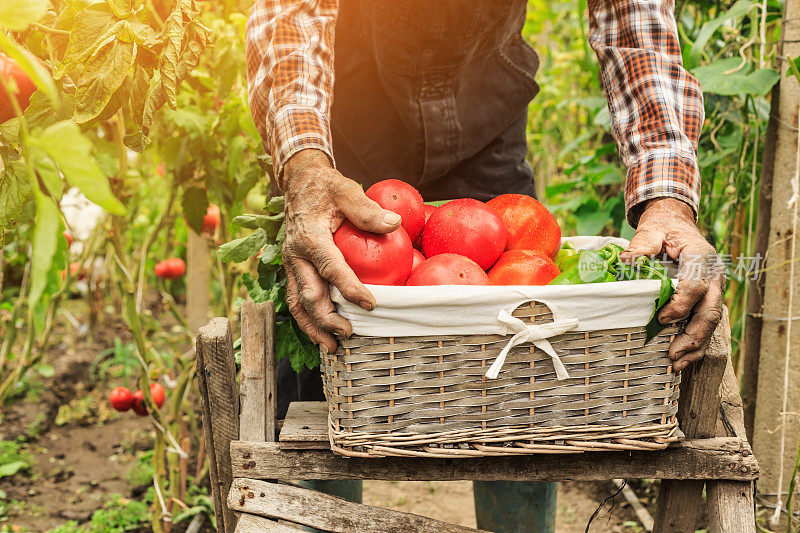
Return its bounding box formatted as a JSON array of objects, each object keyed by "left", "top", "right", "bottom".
[{"left": 620, "top": 198, "right": 725, "bottom": 372}]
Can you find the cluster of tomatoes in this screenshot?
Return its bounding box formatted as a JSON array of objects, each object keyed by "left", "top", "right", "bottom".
[
  {"left": 109, "top": 383, "right": 166, "bottom": 416},
  {"left": 153, "top": 204, "right": 220, "bottom": 280},
  {"left": 334, "top": 180, "right": 563, "bottom": 286}
]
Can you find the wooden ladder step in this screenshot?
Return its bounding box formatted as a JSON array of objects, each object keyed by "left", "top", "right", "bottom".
[{"left": 230, "top": 479, "right": 487, "bottom": 533}]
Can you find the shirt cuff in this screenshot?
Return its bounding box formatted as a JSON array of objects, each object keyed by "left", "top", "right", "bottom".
[
  {"left": 625, "top": 149, "right": 701, "bottom": 228},
  {"left": 270, "top": 104, "right": 335, "bottom": 188}
]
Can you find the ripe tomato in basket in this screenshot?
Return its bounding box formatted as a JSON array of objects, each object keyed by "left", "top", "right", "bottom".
[
  {"left": 487, "top": 250, "right": 561, "bottom": 285},
  {"left": 413, "top": 204, "right": 437, "bottom": 251},
  {"left": 486, "top": 194, "right": 561, "bottom": 259},
  {"left": 406, "top": 253, "right": 489, "bottom": 285},
  {"left": 422, "top": 199, "right": 507, "bottom": 270},
  {"left": 334, "top": 220, "right": 413, "bottom": 285},
  {"left": 365, "top": 179, "right": 426, "bottom": 241},
  {"left": 411, "top": 249, "right": 426, "bottom": 272}
]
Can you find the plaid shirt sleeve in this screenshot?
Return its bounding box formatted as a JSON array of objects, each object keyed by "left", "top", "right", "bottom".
[
  {"left": 588, "top": 0, "right": 704, "bottom": 227},
  {"left": 245, "top": 0, "right": 338, "bottom": 187}
]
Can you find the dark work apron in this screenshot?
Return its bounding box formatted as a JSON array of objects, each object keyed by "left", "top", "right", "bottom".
[
  {"left": 278, "top": 0, "right": 541, "bottom": 413},
  {"left": 331, "top": 0, "right": 538, "bottom": 202}
]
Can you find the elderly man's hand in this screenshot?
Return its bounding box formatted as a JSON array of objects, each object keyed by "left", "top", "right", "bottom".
[
  {"left": 281, "top": 149, "right": 402, "bottom": 354},
  {"left": 620, "top": 198, "right": 724, "bottom": 372}
]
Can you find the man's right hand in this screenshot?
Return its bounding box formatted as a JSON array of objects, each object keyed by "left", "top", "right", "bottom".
[{"left": 281, "top": 149, "right": 402, "bottom": 354}]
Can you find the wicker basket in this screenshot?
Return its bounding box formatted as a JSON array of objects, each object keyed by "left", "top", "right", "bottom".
[{"left": 321, "top": 300, "right": 682, "bottom": 458}]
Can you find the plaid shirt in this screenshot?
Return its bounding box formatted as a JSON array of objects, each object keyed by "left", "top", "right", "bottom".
[{"left": 245, "top": 0, "right": 703, "bottom": 224}]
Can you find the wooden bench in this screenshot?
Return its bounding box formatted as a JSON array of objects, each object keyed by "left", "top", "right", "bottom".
[{"left": 197, "top": 302, "right": 758, "bottom": 532}]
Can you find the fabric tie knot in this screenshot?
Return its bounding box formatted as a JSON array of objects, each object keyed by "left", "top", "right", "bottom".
[{"left": 485, "top": 310, "right": 579, "bottom": 380}]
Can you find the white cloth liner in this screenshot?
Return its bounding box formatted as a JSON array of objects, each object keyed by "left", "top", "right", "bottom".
[{"left": 332, "top": 236, "right": 669, "bottom": 380}]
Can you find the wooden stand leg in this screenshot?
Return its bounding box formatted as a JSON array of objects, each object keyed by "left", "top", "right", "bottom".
[
  {"left": 653, "top": 313, "right": 731, "bottom": 532},
  {"left": 197, "top": 318, "right": 239, "bottom": 533},
  {"left": 707, "top": 480, "right": 755, "bottom": 533}
]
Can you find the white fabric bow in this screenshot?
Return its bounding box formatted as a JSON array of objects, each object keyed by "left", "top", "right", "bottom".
[{"left": 485, "top": 310, "right": 579, "bottom": 380}]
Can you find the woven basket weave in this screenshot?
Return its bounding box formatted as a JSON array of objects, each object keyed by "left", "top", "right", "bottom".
[{"left": 322, "top": 300, "right": 681, "bottom": 458}]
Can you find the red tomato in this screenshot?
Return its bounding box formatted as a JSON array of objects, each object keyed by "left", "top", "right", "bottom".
[
  {"left": 333, "top": 221, "right": 413, "bottom": 285},
  {"left": 423, "top": 204, "right": 437, "bottom": 223},
  {"left": 487, "top": 250, "right": 561, "bottom": 286},
  {"left": 413, "top": 205, "right": 438, "bottom": 251},
  {"left": 201, "top": 204, "right": 221, "bottom": 234},
  {"left": 406, "top": 254, "right": 490, "bottom": 286},
  {"left": 150, "top": 383, "right": 166, "bottom": 409},
  {"left": 62, "top": 262, "right": 86, "bottom": 281},
  {"left": 109, "top": 387, "right": 134, "bottom": 412},
  {"left": 0, "top": 55, "right": 36, "bottom": 123},
  {"left": 411, "top": 249, "right": 426, "bottom": 272},
  {"left": 155, "top": 258, "right": 186, "bottom": 280},
  {"left": 365, "top": 179, "right": 426, "bottom": 241},
  {"left": 132, "top": 390, "right": 148, "bottom": 416},
  {"left": 63, "top": 230, "right": 73, "bottom": 248},
  {"left": 422, "top": 199, "right": 507, "bottom": 270},
  {"left": 486, "top": 194, "right": 561, "bottom": 259}
]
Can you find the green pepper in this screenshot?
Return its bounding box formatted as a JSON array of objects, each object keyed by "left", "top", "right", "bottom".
[{"left": 556, "top": 243, "right": 580, "bottom": 271}]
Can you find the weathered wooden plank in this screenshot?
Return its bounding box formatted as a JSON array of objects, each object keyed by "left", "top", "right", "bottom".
[
  {"left": 240, "top": 302, "right": 268, "bottom": 442},
  {"left": 279, "top": 401, "right": 328, "bottom": 446},
  {"left": 707, "top": 358, "right": 756, "bottom": 532},
  {"left": 229, "top": 478, "right": 487, "bottom": 533},
  {"left": 654, "top": 312, "right": 731, "bottom": 533},
  {"left": 707, "top": 481, "right": 755, "bottom": 533},
  {"left": 230, "top": 437, "right": 757, "bottom": 482},
  {"left": 187, "top": 230, "right": 210, "bottom": 332},
  {"left": 197, "top": 318, "right": 239, "bottom": 533},
  {"left": 264, "top": 303, "right": 277, "bottom": 443},
  {"left": 235, "top": 513, "right": 304, "bottom": 533}
]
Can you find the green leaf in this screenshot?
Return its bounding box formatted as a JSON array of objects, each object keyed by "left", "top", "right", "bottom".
[
  {"left": 30, "top": 121, "right": 125, "bottom": 215},
  {"left": 787, "top": 55, "right": 800, "bottom": 86},
  {"left": 0, "top": 460, "right": 28, "bottom": 479},
  {"left": 276, "top": 319, "right": 320, "bottom": 372},
  {"left": 75, "top": 38, "right": 137, "bottom": 124},
  {"left": 218, "top": 228, "right": 269, "bottom": 263},
  {"left": 36, "top": 364, "right": 55, "bottom": 378},
  {"left": 266, "top": 196, "right": 285, "bottom": 214},
  {"left": 231, "top": 213, "right": 284, "bottom": 235},
  {"left": 0, "top": 32, "right": 57, "bottom": 104},
  {"left": 55, "top": 6, "right": 121, "bottom": 78},
  {"left": 33, "top": 156, "right": 62, "bottom": 201},
  {"left": 29, "top": 191, "right": 59, "bottom": 307},
  {"left": 574, "top": 199, "right": 609, "bottom": 236},
  {"left": 258, "top": 244, "right": 281, "bottom": 266},
  {"left": 692, "top": 58, "right": 780, "bottom": 96},
  {"left": 0, "top": 0, "right": 47, "bottom": 31},
  {"left": 182, "top": 186, "right": 208, "bottom": 233},
  {"left": 688, "top": 0, "right": 754, "bottom": 68},
  {"left": 645, "top": 276, "right": 675, "bottom": 344},
  {"left": 0, "top": 156, "right": 32, "bottom": 227}
]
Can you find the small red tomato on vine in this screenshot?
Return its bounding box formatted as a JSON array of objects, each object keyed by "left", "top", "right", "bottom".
[
  {"left": 150, "top": 383, "right": 166, "bottom": 409},
  {"left": 132, "top": 390, "right": 147, "bottom": 416},
  {"left": 201, "top": 204, "right": 221, "bottom": 234},
  {"left": 109, "top": 387, "right": 134, "bottom": 412},
  {"left": 154, "top": 258, "right": 186, "bottom": 280},
  {"left": 61, "top": 262, "right": 86, "bottom": 281}
]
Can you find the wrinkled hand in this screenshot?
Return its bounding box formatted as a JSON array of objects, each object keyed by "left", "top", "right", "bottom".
[
  {"left": 281, "top": 149, "right": 402, "bottom": 354},
  {"left": 621, "top": 198, "right": 724, "bottom": 372}
]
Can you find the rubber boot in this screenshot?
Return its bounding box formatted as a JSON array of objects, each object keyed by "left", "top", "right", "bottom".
[{"left": 473, "top": 481, "right": 558, "bottom": 533}]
